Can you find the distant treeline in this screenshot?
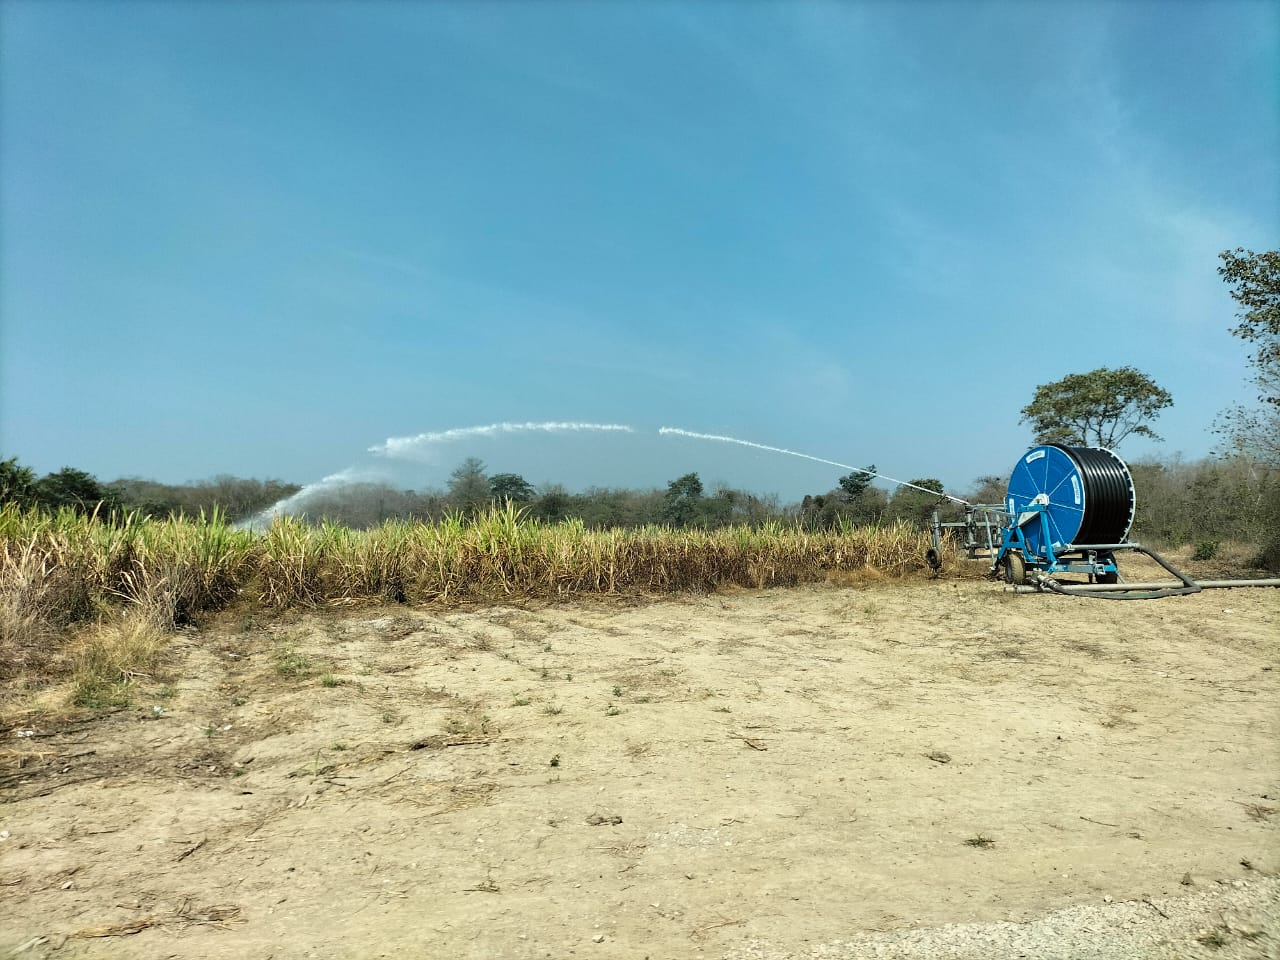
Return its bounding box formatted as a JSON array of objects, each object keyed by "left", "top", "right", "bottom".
[
  {"left": 248, "top": 457, "right": 966, "bottom": 532},
  {"left": 0, "top": 458, "right": 300, "bottom": 522},
  {"left": 2, "top": 453, "right": 1277, "bottom": 567},
  {"left": 0, "top": 453, "right": 967, "bottom": 530},
  {"left": 1129, "top": 457, "right": 1279, "bottom": 567}
]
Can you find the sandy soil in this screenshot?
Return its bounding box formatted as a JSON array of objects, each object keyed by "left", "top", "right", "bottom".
[{"left": 2, "top": 575, "right": 1277, "bottom": 959}]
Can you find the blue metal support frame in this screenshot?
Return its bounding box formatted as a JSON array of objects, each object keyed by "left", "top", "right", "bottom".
[{"left": 996, "top": 501, "right": 1120, "bottom": 580}]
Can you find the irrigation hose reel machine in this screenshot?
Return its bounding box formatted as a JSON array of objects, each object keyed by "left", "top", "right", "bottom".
[
  {"left": 988, "top": 443, "right": 1209, "bottom": 598},
  {"left": 926, "top": 443, "right": 1208, "bottom": 598},
  {"left": 998, "top": 443, "right": 1135, "bottom": 580}
]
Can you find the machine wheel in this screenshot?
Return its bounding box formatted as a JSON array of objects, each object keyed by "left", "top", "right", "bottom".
[
  {"left": 925, "top": 548, "right": 942, "bottom": 577},
  {"left": 1003, "top": 551, "right": 1027, "bottom": 585}
]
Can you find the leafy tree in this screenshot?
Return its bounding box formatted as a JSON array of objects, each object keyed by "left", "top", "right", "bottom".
[
  {"left": 531, "top": 483, "right": 572, "bottom": 523},
  {"left": 884, "top": 478, "right": 946, "bottom": 527},
  {"left": 201, "top": 476, "right": 303, "bottom": 521},
  {"left": 1020, "top": 366, "right": 1172, "bottom": 448},
  {"left": 702, "top": 484, "right": 778, "bottom": 527},
  {"left": 837, "top": 467, "right": 875, "bottom": 502},
  {"left": 34, "top": 467, "right": 115, "bottom": 514},
  {"left": 965, "top": 475, "right": 1007, "bottom": 505},
  {"left": 105, "top": 476, "right": 182, "bottom": 518},
  {"left": 489, "top": 473, "right": 536, "bottom": 503},
  {"left": 1218, "top": 248, "right": 1280, "bottom": 402},
  {"left": 1, "top": 457, "right": 37, "bottom": 507},
  {"left": 726, "top": 489, "right": 781, "bottom": 525},
  {"left": 698, "top": 487, "right": 737, "bottom": 528},
  {"left": 796, "top": 493, "right": 842, "bottom": 530},
  {"left": 662, "top": 472, "right": 704, "bottom": 527},
  {"left": 293, "top": 482, "right": 443, "bottom": 528},
  {"left": 446, "top": 457, "right": 490, "bottom": 517},
  {"left": 108, "top": 475, "right": 304, "bottom": 521},
  {"left": 1214, "top": 405, "right": 1280, "bottom": 466},
  {"left": 1127, "top": 455, "right": 1279, "bottom": 568},
  {"left": 1215, "top": 248, "right": 1280, "bottom": 464},
  {"left": 836, "top": 466, "right": 884, "bottom": 526},
  {"left": 798, "top": 471, "right": 888, "bottom": 529},
  {"left": 572, "top": 487, "right": 666, "bottom": 528}
]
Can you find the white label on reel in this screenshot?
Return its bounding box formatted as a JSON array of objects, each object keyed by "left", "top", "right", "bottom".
[
  {"left": 1071, "top": 476, "right": 1081, "bottom": 504},
  {"left": 1025, "top": 450, "right": 1046, "bottom": 463}
]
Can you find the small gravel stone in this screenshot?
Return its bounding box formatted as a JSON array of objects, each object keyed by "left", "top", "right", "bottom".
[{"left": 724, "top": 878, "right": 1279, "bottom": 960}]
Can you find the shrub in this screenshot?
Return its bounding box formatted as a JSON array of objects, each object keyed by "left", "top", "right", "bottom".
[{"left": 1192, "top": 540, "right": 1220, "bottom": 562}]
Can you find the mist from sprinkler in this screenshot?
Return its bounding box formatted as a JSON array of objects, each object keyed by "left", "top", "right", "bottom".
[
  {"left": 239, "top": 422, "right": 635, "bottom": 529},
  {"left": 239, "top": 422, "right": 964, "bottom": 531}
]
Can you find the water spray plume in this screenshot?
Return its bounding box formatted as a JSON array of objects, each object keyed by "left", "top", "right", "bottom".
[
  {"left": 243, "top": 420, "right": 963, "bottom": 533},
  {"left": 238, "top": 466, "right": 388, "bottom": 531},
  {"left": 658, "top": 427, "right": 968, "bottom": 503},
  {"left": 240, "top": 421, "right": 638, "bottom": 530},
  {"left": 372, "top": 421, "right": 634, "bottom": 460}
]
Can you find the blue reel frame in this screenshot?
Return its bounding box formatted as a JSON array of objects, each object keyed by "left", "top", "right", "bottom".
[
  {"left": 996, "top": 445, "right": 1125, "bottom": 582},
  {"left": 997, "top": 501, "right": 1120, "bottom": 580}
]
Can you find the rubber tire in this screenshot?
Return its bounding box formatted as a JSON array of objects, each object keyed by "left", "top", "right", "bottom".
[{"left": 1003, "top": 551, "right": 1027, "bottom": 585}]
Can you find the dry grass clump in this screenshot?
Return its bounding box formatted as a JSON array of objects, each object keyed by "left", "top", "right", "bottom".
[
  {"left": 245, "top": 508, "right": 938, "bottom": 606},
  {"left": 1, "top": 536, "right": 65, "bottom": 681},
  {"left": 69, "top": 615, "right": 169, "bottom": 708},
  {"left": 1, "top": 504, "right": 255, "bottom": 696},
  {"left": 2, "top": 502, "right": 941, "bottom": 694}
]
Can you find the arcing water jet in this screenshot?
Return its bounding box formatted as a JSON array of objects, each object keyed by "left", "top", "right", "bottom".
[
  {"left": 657, "top": 427, "right": 969, "bottom": 503},
  {"left": 371, "top": 422, "right": 634, "bottom": 461},
  {"left": 240, "top": 421, "right": 636, "bottom": 529},
  {"left": 237, "top": 466, "right": 390, "bottom": 531}
]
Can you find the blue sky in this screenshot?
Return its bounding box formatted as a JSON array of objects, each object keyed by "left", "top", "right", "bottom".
[{"left": 2, "top": 0, "right": 1276, "bottom": 502}]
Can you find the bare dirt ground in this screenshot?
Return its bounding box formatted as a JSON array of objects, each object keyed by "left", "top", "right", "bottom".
[{"left": 2, "top": 573, "right": 1278, "bottom": 959}]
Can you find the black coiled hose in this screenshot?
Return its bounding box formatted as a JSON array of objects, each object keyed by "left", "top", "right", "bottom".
[{"left": 1052, "top": 445, "right": 1135, "bottom": 545}]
